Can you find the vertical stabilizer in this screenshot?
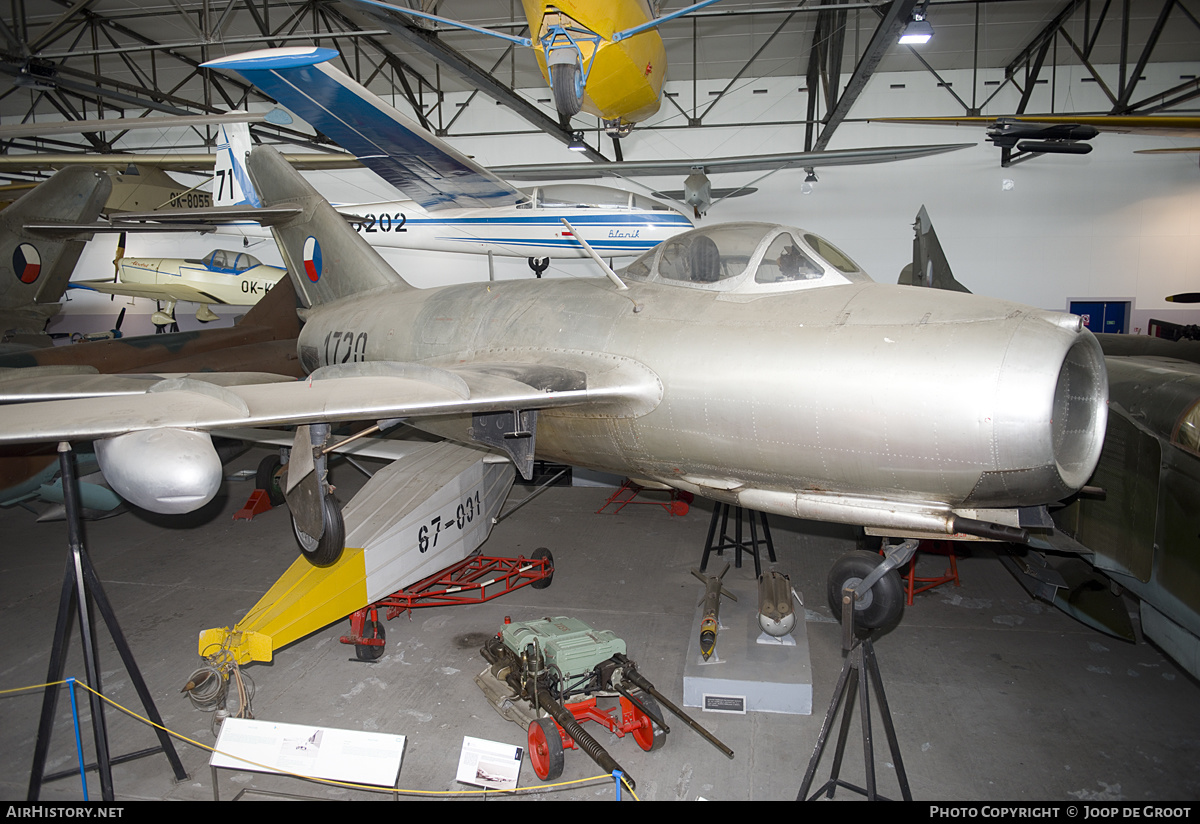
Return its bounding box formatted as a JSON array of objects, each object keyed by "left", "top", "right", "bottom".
[
  {"left": 246, "top": 145, "right": 409, "bottom": 308},
  {"left": 0, "top": 167, "right": 111, "bottom": 335},
  {"left": 898, "top": 206, "right": 971, "bottom": 293},
  {"left": 214, "top": 120, "right": 259, "bottom": 207}
]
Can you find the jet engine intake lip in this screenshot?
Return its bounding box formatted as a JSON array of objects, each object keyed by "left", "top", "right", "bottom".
[{"left": 1051, "top": 335, "right": 1108, "bottom": 492}]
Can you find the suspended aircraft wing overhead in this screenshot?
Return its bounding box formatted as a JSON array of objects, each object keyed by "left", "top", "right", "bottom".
[
  {"left": 202, "top": 48, "right": 525, "bottom": 212},
  {"left": 875, "top": 115, "right": 1200, "bottom": 138},
  {"left": 489, "top": 143, "right": 976, "bottom": 180}
]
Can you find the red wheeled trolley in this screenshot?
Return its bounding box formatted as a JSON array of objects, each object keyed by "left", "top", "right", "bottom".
[
  {"left": 527, "top": 691, "right": 666, "bottom": 782},
  {"left": 339, "top": 550, "right": 554, "bottom": 661}
]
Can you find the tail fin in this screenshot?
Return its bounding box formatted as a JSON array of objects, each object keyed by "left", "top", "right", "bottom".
[
  {"left": 214, "top": 120, "right": 259, "bottom": 207},
  {"left": 246, "top": 145, "right": 409, "bottom": 308},
  {"left": 0, "top": 166, "right": 111, "bottom": 325},
  {"left": 898, "top": 206, "right": 972, "bottom": 294}
]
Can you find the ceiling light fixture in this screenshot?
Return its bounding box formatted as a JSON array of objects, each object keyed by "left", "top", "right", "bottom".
[
  {"left": 801, "top": 168, "right": 818, "bottom": 195},
  {"left": 568, "top": 131, "right": 587, "bottom": 151},
  {"left": 899, "top": 8, "right": 933, "bottom": 45}
]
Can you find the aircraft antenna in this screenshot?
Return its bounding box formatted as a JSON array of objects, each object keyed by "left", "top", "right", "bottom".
[{"left": 559, "top": 218, "right": 627, "bottom": 291}]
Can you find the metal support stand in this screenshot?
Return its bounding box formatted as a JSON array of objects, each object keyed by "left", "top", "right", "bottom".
[
  {"left": 27, "top": 443, "right": 187, "bottom": 801},
  {"left": 700, "top": 503, "right": 775, "bottom": 576},
  {"left": 796, "top": 548, "right": 913, "bottom": 802}
]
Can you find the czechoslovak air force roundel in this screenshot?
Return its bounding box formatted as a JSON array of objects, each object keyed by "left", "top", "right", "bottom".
[
  {"left": 13, "top": 244, "right": 41, "bottom": 284},
  {"left": 303, "top": 236, "right": 322, "bottom": 282}
]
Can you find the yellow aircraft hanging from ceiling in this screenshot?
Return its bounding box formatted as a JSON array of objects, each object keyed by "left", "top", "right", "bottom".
[{"left": 349, "top": 0, "right": 724, "bottom": 136}]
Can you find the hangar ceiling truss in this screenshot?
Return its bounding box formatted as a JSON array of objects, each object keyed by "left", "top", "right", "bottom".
[{"left": 0, "top": 1, "right": 1195, "bottom": 178}]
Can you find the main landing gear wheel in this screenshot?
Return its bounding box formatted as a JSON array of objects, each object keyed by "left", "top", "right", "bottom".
[
  {"left": 550, "top": 61, "right": 583, "bottom": 117},
  {"left": 531, "top": 547, "right": 554, "bottom": 589},
  {"left": 355, "top": 619, "right": 385, "bottom": 662},
  {"left": 255, "top": 455, "right": 286, "bottom": 506},
  {"left": 528, "top": 717, "right": 564, "bottom": 781},
  {"left": 293, "top": 491, "right": 345, "bottom": 567},
  {"left": 827, "top": 550, "right": 904, "bottom": 631},
  {"left": 630, "top": 690, "right": 666, "bottom": 752}
]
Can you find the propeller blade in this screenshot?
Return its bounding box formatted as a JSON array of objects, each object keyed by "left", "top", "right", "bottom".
[{"left": 112, "top": 231, "right": 126, "bottom": 283}]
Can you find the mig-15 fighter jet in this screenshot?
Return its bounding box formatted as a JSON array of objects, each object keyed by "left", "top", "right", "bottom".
[{"left": 0, "top": 146, "right": 1108, "bottom": 632}]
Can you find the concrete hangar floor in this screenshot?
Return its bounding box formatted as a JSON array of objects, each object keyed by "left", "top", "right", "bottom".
[{"left": 0, "top": 447, "right": 1197, "bottom": 802}]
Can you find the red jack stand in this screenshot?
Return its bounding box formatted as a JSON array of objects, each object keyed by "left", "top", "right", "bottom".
[
  {"left": 340, "top": 551, "right": 554, "bottom": 660},
  {"left": 596, "top": 478, "right": 692, "bottom": 516},
  {"left": 233, "top": 489, "right": 274, "bottom": 521},
  {"left": 884, "top": 540, "right": 961, "bottom": 605}
]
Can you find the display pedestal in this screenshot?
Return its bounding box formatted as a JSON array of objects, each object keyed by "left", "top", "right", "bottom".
[{"left": 682, "top": 593, "right": 812, "bottom": 715}]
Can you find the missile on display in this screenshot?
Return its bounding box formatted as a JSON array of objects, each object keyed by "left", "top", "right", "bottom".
[{"left": 692, "top": 564, "right": 737, "bottom": 661}]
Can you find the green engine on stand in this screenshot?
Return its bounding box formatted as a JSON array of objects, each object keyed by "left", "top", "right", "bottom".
[{"left": 475, "top": 616, "right": 733, "bottom": 790}]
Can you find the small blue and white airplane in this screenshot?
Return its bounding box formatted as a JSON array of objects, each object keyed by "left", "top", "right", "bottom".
[
  {"left": 198, "top": 47, "right": 973, "bottom": 270},
  {"left": 203, "top": 48, "right": 693, "bottom": 267}
]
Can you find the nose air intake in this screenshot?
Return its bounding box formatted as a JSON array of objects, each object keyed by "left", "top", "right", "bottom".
[{"left": 1052, "top": 335, "right": 1108, "bottom": 492}]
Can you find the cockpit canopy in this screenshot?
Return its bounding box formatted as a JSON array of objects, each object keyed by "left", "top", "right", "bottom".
[
  {"left": 203, "top": 249, "right": 262, "bottom": 273},
  {"left": 620, "top": 222, "right": 872, "bottom": 293}
]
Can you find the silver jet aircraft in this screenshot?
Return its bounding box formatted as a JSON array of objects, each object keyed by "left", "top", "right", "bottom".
[{"left": 0, "top": 147, "right": 1109, "bottom": 629}]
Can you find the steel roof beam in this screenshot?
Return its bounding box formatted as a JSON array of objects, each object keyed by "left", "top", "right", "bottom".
[
  {"left": 343, "top": 2, "right": 608, "bottom": 161},
  {"left": 813, "top": 0, "right": 918, "bottom": 152}
]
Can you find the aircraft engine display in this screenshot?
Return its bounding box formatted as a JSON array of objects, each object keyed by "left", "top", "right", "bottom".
[{"left": 95, "top": 428, "right": 222, "bottom": 514}]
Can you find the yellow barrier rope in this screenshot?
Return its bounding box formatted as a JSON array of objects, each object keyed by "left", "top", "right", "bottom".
[{"left": 6, "top": 678, "right": 638, "bottom": 800}]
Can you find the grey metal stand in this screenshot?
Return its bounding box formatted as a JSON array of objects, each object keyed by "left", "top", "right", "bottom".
[
  {"left": 795, "top": 634, "right": 911, "bottom": 801},
  {"left": 27, "top": 443, "right": 187, "bottom": 801},
  {"left": 796, "top": 548, "right": 914, "bottom": 802}
]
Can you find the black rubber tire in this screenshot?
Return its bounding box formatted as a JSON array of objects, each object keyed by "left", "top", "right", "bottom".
[
  {"left": 355, "top": 619, "right": 385, "bottom": 662},
  {"left": 255, "top": 455, "right": 286, "bottom": 506},
  {"left": 528, "top": 717, "right": 564, "bottom": 781},
  {"left": 531, "top": 547, "right": 554, "bottom": 589},
  {"left": 550, "top": 61, "right": 583, "bottom": 117},
  {"left": 630, "top": 690, "right": 667, "bottom": 752},
  {"left": 293, "top": 491, "right": 345, "bottom": 567},
  {"left": 826, "top": 550, "right": 904, "bottom": 630}
]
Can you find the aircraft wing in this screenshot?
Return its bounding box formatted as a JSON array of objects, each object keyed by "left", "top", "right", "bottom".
[
  {"left": 489, "top": 143, "right": 976, "bottom": 180},
  {"left": 874, "top": 115, "right": 1200, "bottom": 138},
  {"left": 0, "top": 368, "right": 296, "bottom": 401},
  {"left": 0, "top": 355, "right": 662, "bottom": 444},
  {"left": 0, "top": 153, "right": 360, "bottom": 174},
  {"left": 69, "top": 279, "right": 226, "bottom": 305},
  {"left": 202, "top": 48, "right": 526, "bottom": 212},
  {"left": 22, "top": 205, "right": 307, "bottom": 238}
]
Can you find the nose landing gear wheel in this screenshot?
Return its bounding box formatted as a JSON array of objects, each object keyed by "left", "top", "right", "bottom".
[
  {"left": 827, "top": 550, "right": 904, "bottom": 631},
  {"left": 293, "top": 491, "right": 345, "bottom": 567},
  {"left": 528, "top": 717, "right": 564, "bottom": 781}
]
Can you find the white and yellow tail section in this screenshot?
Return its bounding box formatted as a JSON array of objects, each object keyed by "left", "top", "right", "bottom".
[{"left": 200, "top": 440, "right": 514, "bottom": 664}]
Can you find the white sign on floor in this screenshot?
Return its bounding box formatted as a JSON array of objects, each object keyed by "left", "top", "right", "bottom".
[{"left": 211, "top": 717, "right": 406, "bottom": 788}]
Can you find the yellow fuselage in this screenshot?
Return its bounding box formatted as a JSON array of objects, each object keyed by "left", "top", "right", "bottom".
[{"left": 523, "top": 0, "right": 665, "bottom": 125}]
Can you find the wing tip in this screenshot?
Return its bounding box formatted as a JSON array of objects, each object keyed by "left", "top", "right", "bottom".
[{"left": 203, "top": 46, "right": 338, "bottom": 71}]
